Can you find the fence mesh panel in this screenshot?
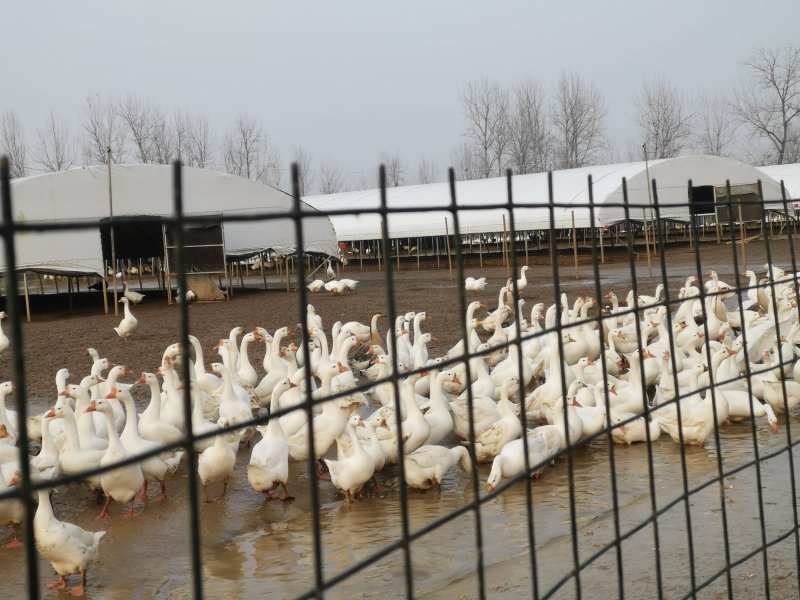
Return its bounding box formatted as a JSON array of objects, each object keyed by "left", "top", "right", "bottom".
[{"left": 1, "top": 157, "right": 799, "bottom": 599}]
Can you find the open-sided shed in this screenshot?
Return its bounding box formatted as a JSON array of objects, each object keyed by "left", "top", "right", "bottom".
[
  {"left": 304, "top": 155, "right": 785, "bottom": 241},
  {"left": 2, "top": 164, "right": 339, "bottom": 276}
]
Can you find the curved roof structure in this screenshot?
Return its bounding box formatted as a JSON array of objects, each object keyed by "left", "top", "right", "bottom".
[
  {"left": 757, "top": 163, "right": 800, "bottom": 201},
  {"left": 3, "top": 164, "right": 338, "bottom": 275},
  {"left": 304, "top": 155, "right": 785, "bottom": 241}
]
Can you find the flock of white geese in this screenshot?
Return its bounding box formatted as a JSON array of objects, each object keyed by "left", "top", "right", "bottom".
[{"left": 1, "top": 261, "right": 800, "bottom": 595}]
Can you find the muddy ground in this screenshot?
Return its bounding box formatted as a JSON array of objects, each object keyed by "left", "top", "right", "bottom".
[{"left": 2, "top": 238, "right": 800, "bottom": 599}]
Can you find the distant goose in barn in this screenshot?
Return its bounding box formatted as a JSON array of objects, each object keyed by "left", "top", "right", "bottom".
[
  {"left": 0, "top": 311, "right": 8, "bottom": 355},
  {"left": 307, "top": 279, "right": 325, "bottom": 292},
  {"left": 326, "top": 260, "right": 336, "bottom": 281},
  {"left": 123, "top": 282, "right": 145, "bottom": 304},
  {"left": 114, "top": 297, "right": 138, "bottom": 341},
  {"left": 464, "top": 276, "right": 488, "bottom": 294}
]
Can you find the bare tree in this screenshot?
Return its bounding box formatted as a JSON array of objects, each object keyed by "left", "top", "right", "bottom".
[
  {"left": 149, "top": 111, "right": 175, "bottom": 165},
  {"left": 222, "top": 113, "right": 282, "bottom": 187},
  {"left": 172, "top": 111, "right": 189, "bottom": 164},
  {"left": 734, "top": 46, "right": 800, "bottom": 165},
  {"left": 292, "top": 145, "right": 314, "bottom": 196},
  {"left": 416, "top": 156, "right": 439, "bottom": 184},
  {"left": 34, "top": 110, "right": 75, "bottom": 172},
  {"left": 185, "top": 113, "right": 213, "bottom": 169},
  {"left": 118, "top": 94, "right": 159, "bottom": 163},
  {"left": 451, "top": 139, "right": 477, "bottom": 181},
  {"left": 551, "top": 72, "right": 607, "bottom": 169},
  {"left": 695, "top": 94, "right": 736, "bottom": 157},
  {"left": 461, "top": 78, "right": 509, "bottom": 177},
  {"left": 380, "top": 151, "right": 406, "bottom": 187},
  {"left": 635, "top": 75, "right": 693, "bottom": 159},
  {"left": 81, "top": 95, "right": 125, "bottom": 164},
  {"left": 1, "top": 109, "right": 28, "bottom": 178},
  {"left": 507, "top": 77, "right": 551, "bottom": 173},
  {"left": 317, "top": 161, "right": 346, "bottom": 194}
]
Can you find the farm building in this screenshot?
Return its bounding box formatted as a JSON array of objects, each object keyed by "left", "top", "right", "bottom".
[
  {"left": 758, "top": 163, "right": 800, "bottom": 203},
  {"left": 1, "top": 164, "right": 338, "bottom": 279},
  {"left": 304, "top": 155, "right": 788, "bottom": 264}
]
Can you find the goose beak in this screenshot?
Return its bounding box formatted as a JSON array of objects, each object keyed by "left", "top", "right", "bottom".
[
  {"left": 104, "top": 388, "right": 117, "bottom": 400},
  {"left": 85, "top": 401, "right": 97, "bottom": 412},
  {"left": 487, "top": 483, "right": 494, "bottom": 493},
  {"left": 452, "top": 374, "right": 462, "bottom": 385},
  {"left": 135, "top": 374, "right": 147, "bottom": 385},
  {"left": 289, "top": 381, "right": 298, "bottom": 388},
  {"left": 44, "top": 408, "right": 56, "bottom": 419}
]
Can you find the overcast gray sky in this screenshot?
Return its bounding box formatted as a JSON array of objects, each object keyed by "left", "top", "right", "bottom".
[{"left": 3, "top": 0, "right": 800, "bottom": 184}]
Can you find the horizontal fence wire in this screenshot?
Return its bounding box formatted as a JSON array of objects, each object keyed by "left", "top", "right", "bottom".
[{"left": 0, "top": 157, "right": 799, "bottom": 599}]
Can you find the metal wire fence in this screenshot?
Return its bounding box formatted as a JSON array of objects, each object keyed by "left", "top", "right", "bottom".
[{"left": 1, "top": 157, "right": 799, "bottom": 599}]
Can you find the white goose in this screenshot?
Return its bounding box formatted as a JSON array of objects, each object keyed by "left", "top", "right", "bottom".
[
  {"left": 114, "top": 297, "right": 138, "bottom": 341},
  {"left": 403, "top": 445, "right": 471, "bottom": 490},
  {"left": 465, "top": 276, "right": 488, "bottom": 294},
  {"left": 136, "top": 372, "right": 184, "bottom": 445},
  {"left": 112, "top": 386, "right": 184, "bottom": 502},
  {"left": 472, "top": 377, "right": 522, "bottom": 462},
  {"left": 486, "top": 427, "right": 561, "bottom": 492},
  {"left": 85, "top": 397, "right": 145, "bottom": 519},
  {"left": 248, "top": 378, "right": 295, "bottom": 500},
  {"left": 29, "top": 485, "right": 106, "bottom": 596},
  {"left": 325, "top": 414, "right": 375, "bottom": 502},
  {"left": 197, "top": 420, "right": 238, "bottom": 502}
]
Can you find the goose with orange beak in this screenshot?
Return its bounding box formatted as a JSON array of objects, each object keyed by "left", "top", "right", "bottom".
[{"left": 85, "top": 395, "right": 144, "bottom": 520}]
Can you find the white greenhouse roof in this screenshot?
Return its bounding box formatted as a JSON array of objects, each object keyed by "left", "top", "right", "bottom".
[
  {"left": 757, "top": 163, "right": 800, "bottom": 201},
  {"left": 304, "top": 155, "right": 785, "bottom": 241},
  {"left": 2, "top": 164, "right": 339, "bottom": 276}
]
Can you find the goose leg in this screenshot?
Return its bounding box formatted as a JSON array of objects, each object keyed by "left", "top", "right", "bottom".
[
  {"left": 278, "top": 482, "right": 294, "bottom": 501},
  {"left": 138, "top": 479, "right": 149, "bottom": 501},
  {"left": 96, "top": 495, "right": 112, "bottom": 520},
  {"left": 221, "top": 477, "right": 230, "bottom": 499},
  {"left": 155, "top": 479, "right": 167, "bottom": 502},
  {"left": 316, "top": 459, "right": 331, "bottom": 480},
  {"left": 123, "top": 499, "right": 138, "bottom": 518},
  {"left": 203, "top": 483, "right": 211, "bottom": 503},
  {"left": 370, "top": 475, "right": 384, "bottom": 494},
  {"left": 47, "top": 575, "right": 67, "bottom": 590},
  {"left": 4, "top": 524, "right": 22, "bottom": 548},
  {"left": 68, "top": 569, "right": 87, "bottom": 596}
]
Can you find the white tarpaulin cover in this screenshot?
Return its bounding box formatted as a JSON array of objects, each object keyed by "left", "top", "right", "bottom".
[
  {"left": 304, "top": 155, "right": 785, "bottom": 241},
  {"left": 2, "top": 164, "right": 339, "bottom": 275},
  {"left": 757, "top": 163, "right": 800, "bottom": 202}
]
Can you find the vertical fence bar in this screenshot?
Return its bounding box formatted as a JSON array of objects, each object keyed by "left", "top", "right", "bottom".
[
  {"left": 721, "top": 181, "right": 771, "bottom": 598},
  {"left": 757, "top": 180, "right": 800, "bottom": 591},
  {"left": 378, "top": 165, "right": 414, "bottom": 599},
  {"left": 171, "top": 161, "right": 204, "bottom": 600},
  {"left": 689, "top": 182, "right": 733, "bottom": 600},
  {"left": 622, "top": 178, "right": 665, "bottom": 599},
  {"left": 546, "top": 171, "right": 582, "bottom": 599},
  {"left": 0, "top": 156, "right": 40, "bottom": 599},
  {"left": 777, "top": 181, "right": 800, "bottom": 590},
  {"left": 448, "top": 168, "right": 486, "bottom": 599},
  {"left": 290, "top": 164, "right": 326, "bottom": 599},
  {"left": 586, "top": 175, "right": 626, "bottom": 599},
  {"left": 502, "top": 169, "right": 540, "bottom": 600}
]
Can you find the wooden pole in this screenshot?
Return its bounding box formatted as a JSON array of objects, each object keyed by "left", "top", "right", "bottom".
[
  {"left": 359, "top": 240, "right": 363, "bottom": 271},
  {"left": 67, "top": 276, "right": 73, "bottom": 309},
  {"left": 642, "top": 208, "right": 652, "bottom": 277},
  {"left": 396, "top": 239, "right": 400, "bottom": 272},
  {"left": 107, "top": 148, "right": 118, "bottom": 316},
  {"left": 600, "top": 225, "right": 605, "bottom": 264},
  {"left": 416, "top": 237, "right": 420, "bottom": 270},
  {"left": 444, "top": 220, "right": 452, "bottom": 280},
  {"left": 524, "top": 233, "right": 529, "bottom": 265},
  {"left": 738, "top": 204, "right": 747, "bottom": 270},
  {"left": 260, "top": 252, "right": 268, "bottom": 290},
  {"left": 102, "top": 274, "right": 108, "bottom": 314},
  {"left": 502, "top": 214, "right": 509, "bottom": 275},
  {"left": 479, "top": 236, "right": 483, "bottom": 268},
  {"left": 23, "top": 272, "right": 31, "bottom": 323},
  {"left": 571, "top": 211, "right": 579, "bottom": 280}
]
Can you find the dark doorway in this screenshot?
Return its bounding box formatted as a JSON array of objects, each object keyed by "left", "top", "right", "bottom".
[{"left": 689, "top": 185, "right": 715, "bottom": 215}]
